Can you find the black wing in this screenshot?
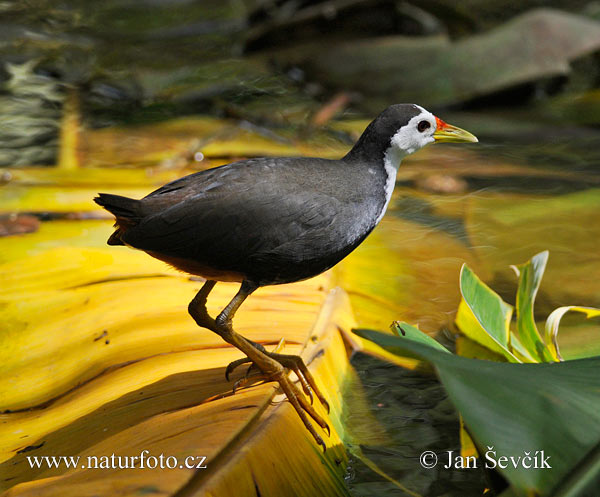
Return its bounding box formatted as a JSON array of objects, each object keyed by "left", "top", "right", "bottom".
[{"left": 121, "top": 158, "right": 369, "bottom": 271}]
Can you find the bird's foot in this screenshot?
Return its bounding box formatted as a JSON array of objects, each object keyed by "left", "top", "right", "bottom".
[
  {"left": 226, "top": 341, "right": 329, "bottom": 412},
  {"left": 225, "top": 338, "right": 285, "bottom": 382},
  {"left": 225, "top": 340, "right": 330, "bottom": 451}
]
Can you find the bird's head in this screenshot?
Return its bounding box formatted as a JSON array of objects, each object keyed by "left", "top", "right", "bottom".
[{"left": 345, "top": 104, "right": 478, "bottom": 170}]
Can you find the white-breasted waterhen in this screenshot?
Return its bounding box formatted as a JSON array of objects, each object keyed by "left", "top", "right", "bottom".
[{"left": 95, "top": 104, "right": 477, "bottom": 450}]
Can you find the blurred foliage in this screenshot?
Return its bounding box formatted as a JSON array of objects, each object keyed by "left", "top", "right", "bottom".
[
  {"left": 276, "top": 8, "right": 600, "bottom": 109},
  {"left": 1, "top": 0, "right": 600, "bottom": 165},
  {"left": 0, "top": 61, "right": 63, "bottom": 166}
]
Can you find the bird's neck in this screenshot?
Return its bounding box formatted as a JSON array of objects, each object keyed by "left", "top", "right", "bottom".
[
  {"left": 344, "top": 139, "right": 406, "bottom": 228},
  {"left": 344, "top": 134, "right": 385, "bottom": 164},
  {"left": 344, "top": 138, "right": 407, "bottom": 173},
  {"left": 372, "top": 145, "right": 405, "bottom": 225},
  {"left": 382, "top": 145, "right": 407, "bottom": 172},
  {"left": 344, "top": 122, "right": 409, "bottom": 171}
]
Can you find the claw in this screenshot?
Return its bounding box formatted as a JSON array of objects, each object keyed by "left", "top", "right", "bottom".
[
  {"left": 272, "top": 337, "right": 286, "bottom": 353},
  {"left": 316, "top": 435, "right": 326, "bottom": 453},
  {"left": 226, "top": 339, "right": 285, "bottom": 381},
  {"left": 225, "top": 357, "right": 252, "bottom": 381},
  {"left": 292, "top": 367, "right": 314, "bottom": 405}
]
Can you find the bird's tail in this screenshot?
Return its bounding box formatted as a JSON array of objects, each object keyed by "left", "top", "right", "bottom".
[{"left": 94, "top": 193, "right": 142, "bottom": 246}]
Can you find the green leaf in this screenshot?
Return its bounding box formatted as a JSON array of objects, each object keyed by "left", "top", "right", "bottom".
[
  {"left": 549, "top": 439, "right": 600, "bottom": 497},
  {"left": 390, "top": 321, "right": 450, "bottom": 353},
  {"left": 514, "top": 251, "right": 554, "bottom": 362},
  {"left": 353, "top": 328, "right": 600, "bottom": 495},
  {"left": 455, "top": 264, "right": 520, "bottom": 362},
  {"left": 508, "top": 332, "right": 537, "bottom": 363},
  {"left": 545, "top": 307, "right": 600, "bottom": 361},
  {"left": 455, "top": 335, "right": 507, "bottom": 362}
]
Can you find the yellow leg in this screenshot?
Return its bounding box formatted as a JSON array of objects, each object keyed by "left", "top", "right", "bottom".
[{"left": 188, "top": 280, "right": 330, "bottom": 451}]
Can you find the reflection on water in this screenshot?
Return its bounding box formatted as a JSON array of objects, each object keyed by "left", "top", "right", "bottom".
[{"left": 344, "top": 354, "right": 486, "bottom": 497}]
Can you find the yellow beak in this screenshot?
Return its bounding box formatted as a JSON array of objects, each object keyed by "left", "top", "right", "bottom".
[{"left": 433, "top": 117, "right": 478, "bottom": 143}]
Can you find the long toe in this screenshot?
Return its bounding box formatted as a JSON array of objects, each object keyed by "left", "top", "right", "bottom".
[
  {"left": 267, "top": 352, "right": 330, "bottom": 413},
  {"left": 273, "top": 370, "right": 330, "bottom": 452},
  {"left": 224, "top": 348, "right": 330, "bottom": 450}
]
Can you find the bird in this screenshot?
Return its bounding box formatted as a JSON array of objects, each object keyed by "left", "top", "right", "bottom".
[{"left": 94, "top": 104, "right": 477, "bottom": 450}]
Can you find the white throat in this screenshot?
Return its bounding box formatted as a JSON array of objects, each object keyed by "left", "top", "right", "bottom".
[{"left": 376, "top": 106, "right": 436, "bottom": 224}]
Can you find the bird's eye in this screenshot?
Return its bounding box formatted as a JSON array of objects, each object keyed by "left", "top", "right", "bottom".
[{"left": 417, "top": 120, "right": 431, "bottom": 132}]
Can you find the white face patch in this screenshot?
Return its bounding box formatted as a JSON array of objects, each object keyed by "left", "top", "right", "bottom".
[
  {"left": 384, "top": 105, "right": 436, "bottom": 169},
  {"left": 376, "top": 106, "right": 437, "bottom": 224}
]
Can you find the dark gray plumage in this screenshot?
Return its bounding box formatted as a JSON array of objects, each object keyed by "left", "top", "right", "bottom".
[{"left": 95, "top": 104, "right": 423, "bottom": 286}]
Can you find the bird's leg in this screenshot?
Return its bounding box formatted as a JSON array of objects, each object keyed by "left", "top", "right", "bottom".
[
  {"left": 188, "top": 280, "right": 330, "bottom": 450},
  {"left": 187, "top": 279, "right": 217, "bottom": 329}
]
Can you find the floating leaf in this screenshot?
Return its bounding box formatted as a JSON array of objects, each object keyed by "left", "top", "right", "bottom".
[{"left": 0, "top": 220, "right": 353, "bottom": 496}]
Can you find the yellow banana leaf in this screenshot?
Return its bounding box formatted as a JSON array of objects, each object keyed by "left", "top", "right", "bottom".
[
  {"left": 1, "top": 161, "right": 355, "bottom": 496},
  {"left": 0, "top": 166, "right": 176, "bottom": 213},
  {"left": 0, "top": 239, "right": 353, "bottom": 495}
]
